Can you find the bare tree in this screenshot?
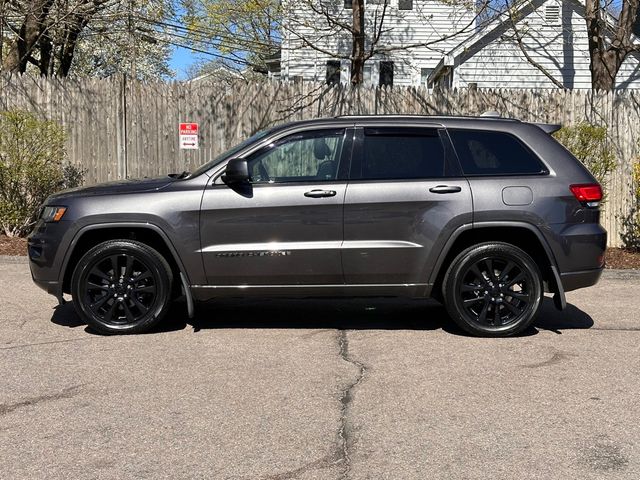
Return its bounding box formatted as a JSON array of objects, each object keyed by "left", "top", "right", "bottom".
[
  {"left": 2, "top": 0, "right": 54, "bottom": 73},
  {"left": 496, "top": 0, "right": 640, "bottom": 90},
  {"left": 586, "top": 0, "right": 640, "bottom": 90},
  {"left": 1, "top": 0, "right": 173, "bottom": 78}
]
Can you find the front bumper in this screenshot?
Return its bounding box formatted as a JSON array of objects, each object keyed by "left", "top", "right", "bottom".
[{"left": 28, "top": 220, "right": 71, "bottom": 302}]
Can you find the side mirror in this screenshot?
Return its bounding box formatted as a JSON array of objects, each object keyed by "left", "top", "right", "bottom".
[{"left": 222, "top": 158, "right": 250, "bottom": 184}]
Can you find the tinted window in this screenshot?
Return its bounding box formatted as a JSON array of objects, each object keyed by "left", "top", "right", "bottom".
[
  {"left": 360, "top": 128, "right": 447, "bottom": 180},
  {"left": 449, "top": 129, "right": 546, "bottom": 175},
  {"left": 248, "top": 129, "right": 345, "bottom": 183}
]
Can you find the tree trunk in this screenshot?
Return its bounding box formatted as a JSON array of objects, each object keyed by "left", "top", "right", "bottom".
[
  {"left": 2, "top": 0, "right": 54, "bottom": 73},
  {"left": 57, "top": 21, "right": 86, "bottom": 77},
  {"left": 39, "top": 31, "right": 53, "bottom": 76},
  {"left": 350, "top": 0, "right": 365, "bottom": 85},
  {"left": 585, "top": 0, "right": 639, "bottom": 90},
  {"left": 590, "top": 51, "right": 618, "bottom": 90}
]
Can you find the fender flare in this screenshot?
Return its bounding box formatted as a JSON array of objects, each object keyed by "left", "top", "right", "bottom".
[
  {"left": 60, "top": 222, "right": 195, "bottom": 318},
  {"left": 429, "top": 221, "right": 566, "bottom": 310}
]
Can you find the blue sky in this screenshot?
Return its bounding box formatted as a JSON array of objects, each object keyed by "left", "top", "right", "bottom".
[{"left": 169, "top": 45, "right": 202, "bottom": 79}]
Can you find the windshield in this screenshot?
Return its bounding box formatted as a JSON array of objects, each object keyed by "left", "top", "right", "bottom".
[{"left": 189, "top": 127, "right": 274, "bottom": 178}]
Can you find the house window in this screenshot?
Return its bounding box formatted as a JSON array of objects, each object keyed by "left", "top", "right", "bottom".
[
  {"left": 420, "top": 67, "right": 433, "bottom": 86},
  {"left": 398, "top": 0, "right": 413, "bottom": 10},
  {"left": 367, "top": 0, "right": 387, "bottom": 5},
  {"left": 545, "top": 3, "right": 561, "bottom": 26},
  {"left": 363, "top": 65, "right": 372, "bottom": 85},
  {"left": 379, "top": 61, "right": 394, "bottom": 87},
  {"left": 326, "top": 61, "right": 341, "bottom": 86},
  {"left": 344, "top": 0, "right": 352, "bottom": 8}
]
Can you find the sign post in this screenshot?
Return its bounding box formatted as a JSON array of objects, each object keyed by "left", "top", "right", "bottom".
[{"left": 179, "top": 123, "right": 199, "bottom": 150}]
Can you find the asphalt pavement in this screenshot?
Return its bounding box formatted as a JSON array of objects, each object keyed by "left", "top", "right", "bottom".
[{"left": 1, "top": 256, "right": 639, "bottom": 479}]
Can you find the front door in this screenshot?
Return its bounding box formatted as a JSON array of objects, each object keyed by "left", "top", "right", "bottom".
[{"left": 199, "top": 128, "right": 351, "bottom": 286}]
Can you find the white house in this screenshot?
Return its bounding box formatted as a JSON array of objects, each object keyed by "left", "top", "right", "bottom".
[
  {"left": 279, "top": 0, "right": 478, "bottom": 86},
  {"left": 428, "top": 0, "right": 640, "bottom": 89},
  {"left": 279, "top": 0, "right": 640, "bottom": 89}
]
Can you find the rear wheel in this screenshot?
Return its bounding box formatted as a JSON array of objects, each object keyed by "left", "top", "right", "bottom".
[
  {"left": 442, "top": 242, "right": 543, "bottom": 337},
  {"left": 71, "top": 240, "right": 173, "bottom": 334}
]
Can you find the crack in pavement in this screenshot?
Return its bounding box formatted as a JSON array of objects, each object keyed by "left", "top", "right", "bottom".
[
  {"left": 254, "top": 454, "right": 339, "bottom": 480},
  {"left": 0, "top": 384, "right": 85, "bottom": 416},
  {"left": 0, "top": 337, "right": 93, "bottom": 351},
  {"left": 336, "top": 329, "right": 367, "bottom": 480},
  {"left": 522, "top": 351, "right": 578, "bottom": 369}
]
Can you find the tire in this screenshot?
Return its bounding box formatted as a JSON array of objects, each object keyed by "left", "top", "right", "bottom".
[
  {"left": 71, "top": 239, "right": 173, "bottom": 334},
  {"left": 442, "top": 242, "right": 543, "bottom": 337}
]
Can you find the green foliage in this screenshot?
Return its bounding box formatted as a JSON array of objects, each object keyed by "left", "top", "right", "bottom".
[
  {"left": 0, "top": 110, "right": 84, "bottom": 237},
  {"left": 181, "top": 0, "right": 281, "bottom": 71},
  {"left": 619, "top": 161, "right": 640, "bottom": 250},
  {"left": 553, "top": 123, "right": 616, "bottom": 189}
]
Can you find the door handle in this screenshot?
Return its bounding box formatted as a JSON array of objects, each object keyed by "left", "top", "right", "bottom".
[
  {"left": 304, "top": 189, "right": 337, "bottom": 198},
  {"left": 429, "top": 185, "right": 462, "bottom": 194}
]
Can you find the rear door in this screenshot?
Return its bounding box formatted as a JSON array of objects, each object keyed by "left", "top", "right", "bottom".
[{"left": 342, "top": 125, "right": 473, "bottom": 285}]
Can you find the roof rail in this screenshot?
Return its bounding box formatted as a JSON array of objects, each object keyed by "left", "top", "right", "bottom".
[{"left": 480, "top": 111, "right": 501, "bottom": 118}]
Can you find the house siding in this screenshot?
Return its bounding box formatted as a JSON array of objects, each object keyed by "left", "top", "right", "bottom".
[
  {"left": 281, "top": 0, "right": 476, "bottom": 86},
  {"left": 452, "top": 0, "right": 640, "bottom": 89}
]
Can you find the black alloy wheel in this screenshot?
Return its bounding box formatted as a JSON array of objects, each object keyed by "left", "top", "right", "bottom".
[
  {"left": 443, "top": 242, "right": 543, "bottom": 337},
  {"left": 71, "top": 240, "right": 173, "bottom": 334}
]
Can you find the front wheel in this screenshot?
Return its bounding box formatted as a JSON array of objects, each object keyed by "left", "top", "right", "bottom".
[
  {"left": 442, "top": 242, "right": 543, "bottom": 337},
  {"left": 71, "top": 240, "right": 173, "bottom": 334}
]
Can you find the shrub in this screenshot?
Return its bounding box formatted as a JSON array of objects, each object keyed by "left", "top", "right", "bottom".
[
  {"left": 553, "top": 123, "right": 616, "bottom": 191},
  {"left": 619, "top": 161, "right": 640, "bottom": 250},
  {"left": 0, "top": 110, "right": 85, "bottom": 237}
]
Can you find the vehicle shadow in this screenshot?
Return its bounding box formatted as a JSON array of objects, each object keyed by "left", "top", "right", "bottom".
[{"left": 50, "top": 296, "right": 594, "bottom": 337}]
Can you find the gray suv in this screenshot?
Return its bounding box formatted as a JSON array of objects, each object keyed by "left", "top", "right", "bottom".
[{"left": 28, "top": 115, "right": 607, "bottom": 336}]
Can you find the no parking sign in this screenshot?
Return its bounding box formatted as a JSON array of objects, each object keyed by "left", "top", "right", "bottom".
[{"left": 179, "top": 123, "right": 199, "bottom": 150}]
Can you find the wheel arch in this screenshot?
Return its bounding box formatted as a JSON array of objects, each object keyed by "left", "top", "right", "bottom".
[
  {"left": 429, "top": 222, "right": 564, "bottom": 306},
  {"left": 61, "top": 223, "right": 190, "bottom": 296}
]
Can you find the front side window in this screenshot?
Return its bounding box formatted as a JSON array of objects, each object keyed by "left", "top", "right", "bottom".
[
  {"left": 248, "top": 129, "right": 345, "bottom": 183},
  {"left": 357, "top": 128, "right": 447, "bottom": 180},
  {"left": 448, "top": 129, "right": 547, "bottom": 176}
]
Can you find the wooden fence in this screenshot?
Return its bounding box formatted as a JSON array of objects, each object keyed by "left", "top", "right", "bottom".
[{"left": 1, "top": 74, "right": 638, "bottom": 247}]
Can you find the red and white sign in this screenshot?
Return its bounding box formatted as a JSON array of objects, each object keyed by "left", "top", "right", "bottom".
[{"left": 179, "top": 122, "right": 199, "bottom": 150}]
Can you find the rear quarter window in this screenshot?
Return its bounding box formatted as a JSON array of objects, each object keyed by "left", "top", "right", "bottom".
[{"left": 448, "top": 129, "right": 547, "bottom": 176}]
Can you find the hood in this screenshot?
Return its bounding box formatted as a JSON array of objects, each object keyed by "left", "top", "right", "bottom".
[{"left": 48, "top": 176, "right": 176, "bottom": 201}]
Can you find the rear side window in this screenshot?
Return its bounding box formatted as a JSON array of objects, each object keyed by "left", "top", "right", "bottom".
[
  {"left": 359, "top": 127, "right": 447, "bottom": 180},
  {"left": 448, "top": 129, "right": 547, "bottom": 176}
]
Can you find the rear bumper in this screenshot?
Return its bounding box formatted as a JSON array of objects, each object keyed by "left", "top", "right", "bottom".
[{"left": 560, "top": 267, "right": 603, "bottom": 292}]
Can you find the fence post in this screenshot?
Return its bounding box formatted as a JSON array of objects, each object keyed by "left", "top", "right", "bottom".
[{"left": 117, "top": 75, "right": 128, "bottom": 180}]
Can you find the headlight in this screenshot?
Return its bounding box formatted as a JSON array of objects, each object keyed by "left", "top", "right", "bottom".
[{"left": 41, "top": 206, "right": 67, "bottom": 222}]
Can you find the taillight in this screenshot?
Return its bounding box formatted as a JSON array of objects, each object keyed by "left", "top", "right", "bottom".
[{"left": 570, "top": 184, "right": 602, "bottom": 207}]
